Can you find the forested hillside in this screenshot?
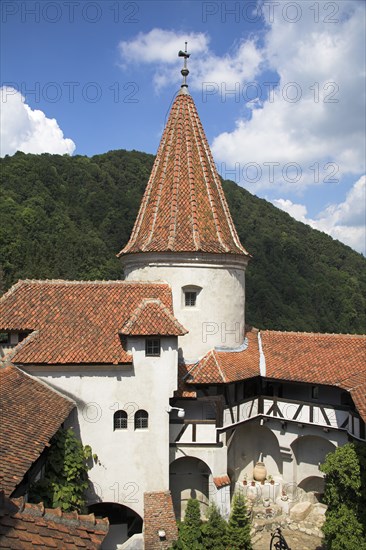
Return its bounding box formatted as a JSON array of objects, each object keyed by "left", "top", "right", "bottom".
[{"left": 1, "top": 150, "right": 365, "bottom": 334}]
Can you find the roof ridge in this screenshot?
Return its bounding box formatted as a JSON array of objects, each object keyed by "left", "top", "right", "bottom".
[
  {"left": 263, "top": 330, "right": 366, "bottom": 338},
  {"left": 189, "top": 100, "right": 228, "bottom": 252},
  {"left": 1, "top": 279, "right": 171, "bottom": 287},
  {"left": 212, "top": 349, "right": 227, "bottom": 383},
  {"left": 6, "top": 495, "right": 109, "bottom": 530}
]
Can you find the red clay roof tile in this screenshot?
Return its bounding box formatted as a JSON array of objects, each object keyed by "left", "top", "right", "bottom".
[
  {"left": 213, "top": 475, "right": 231, "bottom": 489},
  {"left": 179, "top": 329, "right": 366, "bottom": 421},
  {"left": 0, "top": 494, "right": 108, "bottom": 549},
  {"left": 0, "top": 364, "right": 74, "bottom": 497},
  {"left": 120, "top": 298, "right": 187, "bottom": 336},
  {"left": 185, "top": 328, "right": 260, "bottom": 384},
  {"left": 118, "top": 92, "right": 249, "bottom": 257},
  {"left": 261, "top": 330, "right": 366, "bottom": 421},
  {"left": 0, "top": 280, "right": 181, "bottom": 365}
]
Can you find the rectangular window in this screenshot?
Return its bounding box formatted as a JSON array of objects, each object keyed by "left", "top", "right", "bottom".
[
  {"left": 185, "top": 291, "right": 197, "bottom": 307},
  {"left": 145, "top": 338, "right": 160, "bottom": 357},
  {"left": 311, "top": 386, "right": 319, "bottom": 399}
]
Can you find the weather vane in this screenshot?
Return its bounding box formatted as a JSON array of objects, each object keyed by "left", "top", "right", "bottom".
[{"left": 178, "top": 42, "right": 190, "bottom": 89}]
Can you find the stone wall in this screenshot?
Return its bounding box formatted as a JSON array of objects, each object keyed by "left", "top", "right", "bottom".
[{"left": 144, "top": 491, "right": 178, "bottom": 550}]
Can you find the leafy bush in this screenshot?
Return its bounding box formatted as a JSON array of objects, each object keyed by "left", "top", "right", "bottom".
[
  {"left": 29, "top": 427, "right": 93, "bottom": 512},
  {"left": 320, "top": 442, "right": 366, "bottom": 549}
]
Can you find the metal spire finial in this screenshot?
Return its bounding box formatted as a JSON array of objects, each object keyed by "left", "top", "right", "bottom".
[{"left": 178, "top": 42, "right": 190, "bottom": 90}]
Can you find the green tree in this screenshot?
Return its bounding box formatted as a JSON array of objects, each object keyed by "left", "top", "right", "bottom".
[
  {"left": 201, "top": 503, "right": 227, "bottom": 549},
  {"left": 29, "top": 428, "right": 93, "bottom": 512},
  {"left": 173, "top": 498, "right": 203, "bottom": 549},
  {"left": 1, "top": 151, "right": 365, "bottom": 334},
  {"left": 320, "top": 443, "right": 366, "bottom": 549},
  {"left": 320, "top": 443, "right": 361, "bottom": 510},
  {"left": 322, "top": 505, "right": 366, "bottom": 550},
  {"left": 226, "top": 492, "right": 252, "bottom": 550}
]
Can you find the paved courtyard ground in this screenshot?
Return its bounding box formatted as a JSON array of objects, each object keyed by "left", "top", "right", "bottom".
[{"left": 252, "top": 528, "right": 325, "bottom": 550}]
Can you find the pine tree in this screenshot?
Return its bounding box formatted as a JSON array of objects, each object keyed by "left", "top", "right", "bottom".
[
  {"left": 226, "top": 493, "right": 252, "bottom": 550},
  {"left": 178, "top": 498, "right": 203, "bottom": 549},
  {"left": 202, "top": 503, "right": 227, "bottom": 549}
]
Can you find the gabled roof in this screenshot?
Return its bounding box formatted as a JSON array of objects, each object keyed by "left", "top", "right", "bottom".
[
  {"left": 0, "top": 364, "right": 75, "bottom": 497},
  {"left": 0, "top": 493, "right": 108, "bottom": 549},
  {"left": 261, "top": 330, "right": 366, "bottom": 421},
  {"left": 0, "top": 280, "right": 181, "bottom": 365},
  {"left": 184, "top": 328, "right": 260, "bottom": 384},
  {"left": 118, "top": 91, "right": 249, "bottom": 257},
  {"left": 120, "top": 298, "right": 187, "bottom": 336}
]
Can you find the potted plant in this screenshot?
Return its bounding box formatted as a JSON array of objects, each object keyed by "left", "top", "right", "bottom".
[{"left": 268, "top": 474, "right": 275, "bottom": 485}]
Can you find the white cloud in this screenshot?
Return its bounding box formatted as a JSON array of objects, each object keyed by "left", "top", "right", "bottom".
[
  {"left": 118, "top": 28, "right": 263, "bottom": 92},
  {"left": 211, "top": 0, "right": 366, "bottom": 191},
  {"left": 0, "top": 87, "right": 75, "bottom": 157},
  {"left": 273, "top": 176, "right": 366, "bottom": 254}
]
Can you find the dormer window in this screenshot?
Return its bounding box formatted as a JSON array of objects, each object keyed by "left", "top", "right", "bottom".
[{"left": 145, "top": 338, "right": 160, "bottom": 357}]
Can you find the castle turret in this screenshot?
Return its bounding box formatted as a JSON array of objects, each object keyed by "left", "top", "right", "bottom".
[{"left": 119, "top": 48, "right": 250, "bottom": 361}]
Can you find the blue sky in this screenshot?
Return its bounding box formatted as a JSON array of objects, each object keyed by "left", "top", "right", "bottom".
[{"left": 1, "top": 0, "right": 365, "bottom": 254}]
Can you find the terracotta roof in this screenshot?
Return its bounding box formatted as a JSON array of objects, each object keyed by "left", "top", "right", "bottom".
[
  {"left": 0, "top": 364, "right": 74, "bottom": 497},
  {"left": 184, "top": 328, "right": 260, "bottom": 384},
  {"left": 178, "top": 329, "right": 366, "bottom": 422},
  {"left": 0, "top": 280, "right": 181, "bottom": 365},
  {"left": 175, "top": 363, "right": 197, "bottom": 398},
  {"left": 120, "top": 298, "right": 187, "bottom": 336},
  {"left": 213, "top": 475, "right": 231, "bottom": 489},
  {"left": 261, "top": 330, "right": 366, "bottom": 422},
  {"left": 0, "top": 493, "right": 108, "bottom": 549},
  {"left": 118, "top": 91, "right": 249, "bottom": 257}
]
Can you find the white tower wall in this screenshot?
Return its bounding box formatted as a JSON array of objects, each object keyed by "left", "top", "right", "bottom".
[{"left": 122, "top": 252, "right": 248, "bottom": 362}]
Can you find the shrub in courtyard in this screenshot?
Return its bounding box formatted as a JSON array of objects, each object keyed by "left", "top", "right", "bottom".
[
  {"left": 226, "top": 492, "right": 252, "bottom": 549},
  {"left": 201, "top": 503, "right": 227, "bottom": 549}
]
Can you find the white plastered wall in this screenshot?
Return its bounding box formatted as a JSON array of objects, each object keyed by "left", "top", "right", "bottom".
[
  {"left": 122, "top": 252, "right": 248, "bottom": 362},
  {"left": 24, "top": 337, "right": 178, "bottom": 518},
  {"left": 226, "top": 418, "right": 347, "bottom": 487}
]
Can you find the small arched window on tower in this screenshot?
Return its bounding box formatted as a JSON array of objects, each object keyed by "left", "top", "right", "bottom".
[
  {"left": 182, "top": 285, "right": 202, "bottom": 308},
  {"left": 114, "top": 410, "right": 128, "bottom": 430},
  {"left": 135, "top": 409, "right": 149, "bottom": 430}
]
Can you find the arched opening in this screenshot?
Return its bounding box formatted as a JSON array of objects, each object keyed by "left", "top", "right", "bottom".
[
  {"left": 291, "top": 435, "right": 336, "bottom": 486},
  {"left": 228, "top": 423, "right": 282, "bottom": 484},
  {"left": 169, "top": 457, "right": 211, "bottom": 521},
  {"left": 298, "top": 476, "right": 325, "bottom": 500},
  {"left": 88, "top": 502, "right": 142, "bottom": 550}
]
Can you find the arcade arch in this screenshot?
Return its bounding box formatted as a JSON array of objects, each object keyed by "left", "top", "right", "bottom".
[
  {"left": 169, "top": 456, "right": 211, "bottom": 520},
  {"left": 88, "top": 502, "right": 142, "bottom": 550}
]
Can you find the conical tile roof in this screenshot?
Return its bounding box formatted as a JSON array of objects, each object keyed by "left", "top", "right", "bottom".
[{"left": 119, "top": 90, "right": 249, "bottom": 256}]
